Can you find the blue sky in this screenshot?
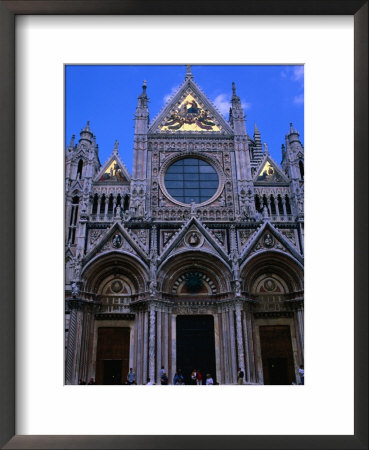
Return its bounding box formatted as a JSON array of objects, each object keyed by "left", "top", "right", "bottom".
[{"left": 65, "top": 65, "right": 304, "bottom": 170}]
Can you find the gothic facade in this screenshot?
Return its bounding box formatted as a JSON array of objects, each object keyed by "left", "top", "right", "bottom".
[{"left": 65, "top": 67, "right": 304, "bottom": 385}]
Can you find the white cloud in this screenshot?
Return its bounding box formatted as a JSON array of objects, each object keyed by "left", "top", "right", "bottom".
[
  {"left": 213, "top": 93, "right": 251, "bottom": 117},
  {"left": 294, "top": 93, "right": 304, "bottom": 105},
  {"left": 163, "top": 85, "right": 180, "bottom": 104},
  {"left": 292, "top": 66, "right": 304, "bottom": 82},
  {"left": 213, "top": 94, "right": 231, "bottom": 115},
  {"left": 280, "top": 66, "right": 304, "bottom": 84}
]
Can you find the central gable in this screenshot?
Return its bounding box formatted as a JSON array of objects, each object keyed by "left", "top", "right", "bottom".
[{"left": 149, "top": 79, "right": 233, "bottom": 136}]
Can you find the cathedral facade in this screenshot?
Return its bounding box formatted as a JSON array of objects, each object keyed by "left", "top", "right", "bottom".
[{"left": 65, "top": 67, "right": 304, "bottom": 385}]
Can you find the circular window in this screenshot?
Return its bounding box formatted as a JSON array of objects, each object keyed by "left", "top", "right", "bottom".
[{"left": 164, "top": 157, "right": 219, "bottom": 204}]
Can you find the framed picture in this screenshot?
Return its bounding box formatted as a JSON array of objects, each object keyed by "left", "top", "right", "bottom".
[{"left": 0, "top": 1, "right": 367, "bottom": 449}]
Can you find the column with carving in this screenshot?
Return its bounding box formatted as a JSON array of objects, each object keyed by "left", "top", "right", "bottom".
[
  {"left": 242, "top": 306, "right": 252, "bottom": 382},
  {"left": 65, "top": 303, "right": 78, "bottom": 384},
  {"left": 143, "top": 310, "right": 148, "bottom": 384},
  {"left": 228, "top": 309, "right": 237, "bottom": 383},
  {"left": 235, "top": 303, "right": 245, "bottom": 378},
  {"left": 149, "top": 305, "right": 156, "bottom": 383},
  {"left": 156, "top": 309, "right": 162, "bottom": 384},
  {"left": 296, "top": 304, "right": 304, "bottom": 354}
]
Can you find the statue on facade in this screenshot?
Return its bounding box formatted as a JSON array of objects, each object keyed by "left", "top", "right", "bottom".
[
  {"left": 115, "top": 204, "right": 121, "bottom": 218},
  {"left": 73, "top": 252, "right": 82, "bottom": 279},
  {"left": 189, "top": 232, "right": 200, "bottom": 246},
  {"left": 234, "top": 280, "right": 241, "bottom": 297},
  {"left": 262, "top": 204, "right": 269, "bottom": 219},
  {"left": 263, "top": 233, "right": 274, "bottom": 248},
  {"left": 231, "top": 250, "right": 240, "bottom": 281},
  {"left": 71, "top": 282, "right": 79, "bottom": 298},
  {"left": 112, "top": 234, "right": 122, "bottom": 248}
]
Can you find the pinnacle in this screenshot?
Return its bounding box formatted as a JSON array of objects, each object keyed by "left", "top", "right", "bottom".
[{"left": 185, "top": 65, "right": 193, "bottom": 80}]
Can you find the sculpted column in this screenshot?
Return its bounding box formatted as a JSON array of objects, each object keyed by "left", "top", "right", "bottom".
[
  {"left": 296, "top": 304, "right": 304, "bottom": 354},
  {"left": 148, "top": 305, "right": 156, "bottom": 383},
  {"left": 156, "top": 310, "right": 162, "bottom": 384},
  {"left": 235, "top": 303, "right": 245, "bottom": 378},
  {"left": 228, "top": 309, "right": 237, "bottom": 383}
]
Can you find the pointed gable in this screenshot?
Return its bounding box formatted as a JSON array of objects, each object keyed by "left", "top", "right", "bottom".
[
  {"left": 159, "top": 217, "right": 229, "bottom": 264},
  {"left": 239, "top": 221, "right": 303, "bottom": 265},
  {"left": 149, "top": 78, "right": 233, "bottom": 136},
  {"left": 94, "top": 142, "right": 131, "bottom": 184},
  {"left": 84, "top": 222, "right": 148, "bottom": 265},
  {"left": 254, "top": 155, "right": 289, "bottom": 185}
]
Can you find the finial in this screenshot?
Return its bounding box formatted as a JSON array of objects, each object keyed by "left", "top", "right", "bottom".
[
  {"left": 232, "top": 82, "right": 236, "bottom": 95},
  {"left": 290, "top": 122, "right": 294, "bottom": 133},
  {"left": 185, "top": 65, "right": 193, "bottom": 80},
  {"left": 86, "top": 120, "right": 90, "bottom": 130},
  {"left": 254, "top": 123, "right": 260, "bottom": 134},
  {"left": 141, "top": 80, "right": 147, "bottom": 95},
  {"left": 113, "top": 140, "right": 119, "bottom": 153},
  {"left": 263, "top": 142, "right": 269, "bottom": 155}
]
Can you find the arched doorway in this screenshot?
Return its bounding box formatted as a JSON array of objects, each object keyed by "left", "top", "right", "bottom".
[
  {"left": 241, "top": 251, "right": 304, "bottom": 385},
  {"left": 158, "top": 251, "right": 232, "bottom": 384},
  {"left": 81, "top": 252, "right": 148, "bottom": 384}
]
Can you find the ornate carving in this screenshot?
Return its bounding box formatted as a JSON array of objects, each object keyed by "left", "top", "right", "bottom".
[
  {"left": 263, "top": 233, "right": 274, "bottom": 248},
  {"left": 112, "top": 234, "right": 123, "bottom": 248},
  {"left": 89, "top": 230, "right": 103, "bottom": 245},
  {"left": 184, "top": 230, "right": 204, "bottom": 248}
]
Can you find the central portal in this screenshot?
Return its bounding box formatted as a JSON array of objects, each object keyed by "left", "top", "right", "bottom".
[{"left": 176, "top": 315, "right": 216, "bottom": 385}]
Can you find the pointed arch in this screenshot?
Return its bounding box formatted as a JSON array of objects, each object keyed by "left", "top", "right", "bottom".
[
  {"left": 241, "top": 251, "right": 303, "bottom": 294},
  {"left": 81, "top": 251, "right": 149, "bottom": 295},
  {"left": 158, "top": 251, "right": 232, "bottom": 297}
]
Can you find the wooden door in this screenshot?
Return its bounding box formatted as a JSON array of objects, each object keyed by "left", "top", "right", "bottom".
[
  {"left": 96, "top": 327, "right": 130, "bottom": 385},
  {"left": 259, "top": 325, "right": 295, "bottom": 385}
]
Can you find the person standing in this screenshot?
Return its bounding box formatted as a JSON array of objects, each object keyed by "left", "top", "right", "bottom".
[
  {"left": 160, "top": 371, "right": 168, "bottom": 385},
  {"left": 173, "top": 369, "right": 184, "bottom": 385},
  {"left": 299, "top": 365, "right": 304, "bottom": 385},
  {"left": 237, "top": 367, "right": 244, "bottom": 385},
  {"left": 191, "top": 369, "right": 197, "bottom": 385},
  {"left": 159, "top": 366, "right": 166, "bottom": 378},
  {"left": 196, "top": 369, "right": 202, "bottom": 385},
  {"left": 205, "top": 373, "right": 214, "bottom": 385},
  {"left": 127, "top": 368, "right": 136, "bottom": 385}
]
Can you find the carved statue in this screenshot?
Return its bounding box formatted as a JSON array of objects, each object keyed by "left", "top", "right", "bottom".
[
  {"left": 71, "top": 282, "right": 79, "bottom": 298},
  {"left": 112, "top": 234, "right": 122, "bottom": 248},
  {"left": 263, "top": 233, "right": 274, "bottom": 248},
  {"left": 234, "top": 280, "right": 241, "bottom": 297},
  {"left": 189, "top": 232, "right": 200, "bottom": 246},
  {"left": 262, "top": 204, "right": 269, "bottom": 219}
]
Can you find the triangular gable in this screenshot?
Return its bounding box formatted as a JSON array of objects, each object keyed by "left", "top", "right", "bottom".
[
  {"left": 84, "top": 222, "right": 148, "bottom": 265},
  {"left": 158, "top": 216, "right": 229, "bottom": 264},
  {"left": 254, "top": 155, "right": 289, "bottom": 184},
  {"left": 149, "top": 79, "right": 233, "bottom": 135},
  {"left": 239, "top": 221, "right": 303, "bottom": 265},
  {"left": 94, "top": 146, "right": 131, "bottom": 183},
  {"left": 69, "top": 179, "right": 84, "bottom": 194}
]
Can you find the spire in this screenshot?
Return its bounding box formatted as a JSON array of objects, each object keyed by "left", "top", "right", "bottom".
[
  {"left": 231, "top": 81, "right": 242, "bottom": 109},
  {"left": 252, "top": 123, "right": 263, "bottom": 163},
  {"left": 138, "top": 80, "right": 148, "bottom": 108},
  {"left": 113, "top": 140, "right": 119, "bottom": 154},
  {"left": 229, "top": 81, "right": 245, "bottom": 133},
  {"left": 79, "top": 120, "right": 93, "bottom": 143},
  {"left": 185, "top": 65, "right": 193, "bottom": 80},
  {"left": 68, "top": 134, "right": 75, "bottom": 151}
]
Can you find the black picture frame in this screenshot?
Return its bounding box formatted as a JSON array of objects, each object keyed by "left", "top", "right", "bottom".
[{"left": 0, "top": 1, "right": 367, "bottom": 449}]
